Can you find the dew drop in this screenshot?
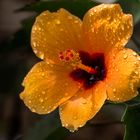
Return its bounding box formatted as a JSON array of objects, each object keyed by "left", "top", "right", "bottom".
[
  {"left": 33, "top": 42, "right": 37, "bottom": 47},
  {"left": 38, "top": 27, "right": 41, "bottom": 31},
  {"left": 117, "top": 97, "right": 120, "bottom": 101},
  {"left": 70, "top": 129, "right": 75, "bottom": 133},
  {"left": 123, "top": 54, "right": 128, "bottom": 59},
  {"left": 34, "top": 49, "right": 38, "bottom": 54},
  {"left": 39, "top": 98, "right": 44, "bottom": 103},
  {"left": 121, "top": 26, "right": 124, "bottom": 31},
  {"left": 32, "top": 108, "right": 36, "bottom": 112},
  {"left": 133, "top": 52, "right": 137, "bottom": 56},
  {"left": 41, "top": 73, "right": 45, "bottom": 76},
  {"left": 91, "top": 28, "right": 94, "bottom": 32},
  {"left": 65, "top": 123, "right": 68, "bottom": 127},
  {"left": 34, "top": 27, "right": 37, "bottom": 30},
  {"left": 134, "top": 71, "right": 139, "bottom": 75},
  {"left": 82, "top": 100, "right": 87, "bottom": 104},
  {"left": 47, "top": 22, "right": 51, "bottom": 25},
  {"left": 29, "top": 100, "right": 32, "bottom": 104},
  {"left": 113, "top": 88, "right": 116, "bottom": 92},
  {"left": 67, "top": 124, "right": 75, "bottom": 132},
  {"left": 47, "top": 111, "right": 51, "bottom": 113},
  {"left": 73, "top": 116, "right": 78, "bottom": 120},
  {"left": 134, "top": 61, "right": 137, "bottom": 65},
  {"left": 40, "top": 53, "right": 44, "bottom": 59},
  {"left": 94, "top": 9, "right": 97, "bottom": 13},
  {"left": 42, "top": 91, "right": 45, "bottom": 94},
  {"left": 56, "top": 20, "right": 61, "bottom": 24},
  {"left": 62, "top": 124, "right": 65, "bottom": 127},
  {"left": 74, "top": 20, "right": 79, "bottom": 23}
]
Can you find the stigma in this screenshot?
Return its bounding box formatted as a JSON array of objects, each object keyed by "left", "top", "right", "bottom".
[{"left": 58, "top": 49, "right": 97, "bottom": 75}]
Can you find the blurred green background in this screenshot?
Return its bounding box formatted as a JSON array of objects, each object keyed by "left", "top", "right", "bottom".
[{"left": 0, "top": 0, "right": 140, "bottom": 140}]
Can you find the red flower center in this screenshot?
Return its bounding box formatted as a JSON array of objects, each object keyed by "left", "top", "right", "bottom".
[{"left": 70, "top": 51, "right": 106, "bottom": 89}]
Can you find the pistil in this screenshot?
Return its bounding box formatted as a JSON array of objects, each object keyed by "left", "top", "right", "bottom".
[
  {"left": 77, "top": 63, "right": 97, "bottom": 74},
  {"left": 59, "top": 49, "right": 97, "bottom": 74}
]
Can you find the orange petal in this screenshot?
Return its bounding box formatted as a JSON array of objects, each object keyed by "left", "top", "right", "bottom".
[
  {"left": 31, "top": 9, "right": 85, "bottom": 62},
  {"left": 83, "top": 4, "right": 133, "bottom": 54},
  {"left": 106, "top": 49, "right": 140, "bottom": 102},
  {"left": 20, "top": 62, "right": 82, "bottom": 114},
  {"left": 59, "top": 81, "right": 107, "bottom": 132}
]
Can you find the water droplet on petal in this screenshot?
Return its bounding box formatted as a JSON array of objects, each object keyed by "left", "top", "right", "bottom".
[
  {"left": 82, "top": 100, "right": 87, "bottom": 104},
  {"left": 133, "top": 52, "right": 137, "bottom": 56},
  {"left": 73, "top": 116, "right": 78, "bottom": 120},
  {"left": 32, "top": 108, "right": 36, "bottom": 112},
  {"left": 29, "top": 100, "right": 32, "bottom": 104},
  {"left": 121, "top": 26, "right": 124, "bottom": 31},
  {"left": 40, "top": 53, "right": 44, "bottom": 59},
  {"left": 56, "top": 20, "right": 61, "bottom": 24},
  {"left": 34, "top": 49, "right": 38, "bottom": 54},
  {"left": 137, "top": 57, "right": 140, "bottom": 61},
  {"left": 42, "top": 106, "right": 45, "bottom": 109},
  {"left": 113, "top": 88, "right": 116, "bottom": 92},
  {"left": 117, "top": 97, "right": 120, "bottom": 101},
  {"left": 91, "top": 28, "right": 94, "bottom": 32},
  {"left": 65, "top": 123, "right": 68, "bottom": 127},
  {"left": 39, "top": 98, "right": 44, "bottom": 103},
  {"left": 134, "top": 61, "right": 137, "bottom": 65},
  {"left": 41, "top": 73, "right": 45, "bottom": 76},
  {"left": 134, "top": 71, "right": 139, "bottom": 75},
  {"left": 42, "top": 91, "right": 45, "bottom": 94},
  {"left": 67, "top": 124, "right": 75, "bottom": 132},
  {"left": 33, "top": 42, "right": 37, "bottom": 47},
  {"left": 74, "top": 20, "right": 79, "bottom": 23},
  {"left": 123, "top": 54, "right": 128, "bottom": 59}
]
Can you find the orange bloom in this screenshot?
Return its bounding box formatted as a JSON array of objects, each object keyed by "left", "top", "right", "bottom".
[{"left": 20, "top": 4, "right": 140, "bottom": 132}]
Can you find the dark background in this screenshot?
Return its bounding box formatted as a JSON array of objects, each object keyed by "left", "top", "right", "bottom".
[{"left": 0, "top": 0, "right": 140, "bottom": 140}]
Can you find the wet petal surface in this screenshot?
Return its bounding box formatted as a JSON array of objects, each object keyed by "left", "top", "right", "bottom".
[
  {"left": 106, "top": 49, "right": 140, "bottom": 102},
  {"left": 59, "top": 81, "right": 106, "bottom": 131},
  {"left": 20, "top": 62, "right": 82, "bottom": 114},
  {"left": 31, "top": 9, "right": 84, "bottom": 62},
  {"left": 83, "top": 4, "right": 133, "bottom": 54}
]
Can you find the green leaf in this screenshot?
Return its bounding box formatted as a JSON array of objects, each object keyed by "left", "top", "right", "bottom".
[
  {"left": 118, "top": 0, "right": 140, "bottom": 24},
  {"left": 122, "top": 105, "right": 140, "bottom": 140}
]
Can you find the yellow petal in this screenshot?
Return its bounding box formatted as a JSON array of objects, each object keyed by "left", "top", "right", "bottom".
[
  {"left": 20, "top": 62, "right": 82, "bottom": 114},
  {"left": 106, "top": 49, "right": 140, "bottom": 102},
  {"left": 59, "top": 81, "right": 107, "bottom": 132},
  {"left": 83, "top": 4, "right": 133, "bottom": 54},
  {"left": 31, "top": 9, "right": 84, "bottom": 62}
]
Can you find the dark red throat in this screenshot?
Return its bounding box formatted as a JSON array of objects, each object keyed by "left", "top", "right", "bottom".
[{"left": 70, "top": 51, "right": 106, "bottom": 89}]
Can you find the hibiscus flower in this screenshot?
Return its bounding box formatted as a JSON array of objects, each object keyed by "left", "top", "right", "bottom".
[{"left": 20, "top": 4, "right": 140, "bottom": 132}]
